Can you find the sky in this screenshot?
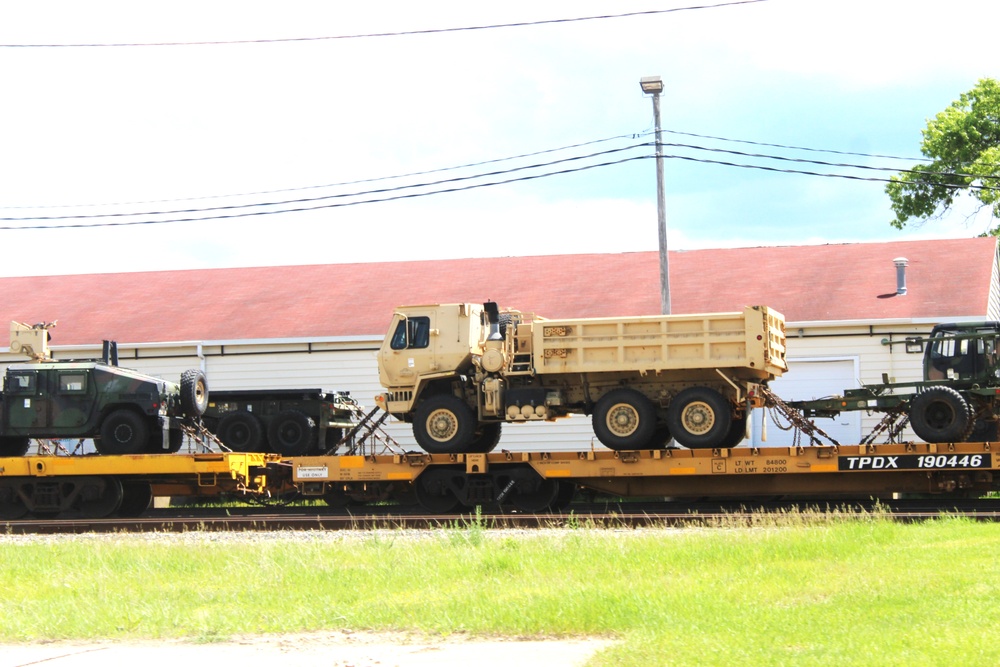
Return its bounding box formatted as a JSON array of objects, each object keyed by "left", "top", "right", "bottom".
[{"left": 0, "top": 0, "right": 998, "bottom": 277}]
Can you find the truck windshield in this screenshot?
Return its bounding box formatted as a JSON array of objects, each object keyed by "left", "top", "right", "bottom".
[
  {"left": 390, "top": 316, "right": 430, "bottom": 350},
  {"left": 928, "top": 328, "right": 999, "bottom": 379}
]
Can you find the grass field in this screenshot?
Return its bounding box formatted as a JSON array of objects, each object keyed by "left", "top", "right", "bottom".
[{"left": 2, "top": 513, "right": 999, "bottom": 666}]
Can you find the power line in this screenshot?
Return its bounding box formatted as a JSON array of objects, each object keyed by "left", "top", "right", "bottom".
[
  {"left": 0, "top": 133, "right": 640, "bottom": 211},
  {"left": 0, "top": 154, "right": 651, "bottom": 230},
  {"left": 0, "top": 1, "right": 769, "bottom": 48},
  {"left": 0, "top": 143, "right": 651, "bottom": 223}
]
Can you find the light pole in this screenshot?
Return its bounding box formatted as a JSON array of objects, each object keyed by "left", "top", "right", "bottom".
[{"left": 640, "top": 75, "right": 670, "bottom": 314}]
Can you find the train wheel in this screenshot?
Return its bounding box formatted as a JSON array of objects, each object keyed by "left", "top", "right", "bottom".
[
  {"left": 97, "top": 410, "right": 151, "bottom": 455},
  {"left": 666, "top": 387, "right": 732, "bottom": 449},
  {"left": 414, "top": 468, "right": 461, "bottom": 513},
  {"left": 217, "top": 412, "right": 266, "bottom": 452},
  {"left": 0, "top": 481, "right": 28, "bottom": 520},
  {"left": 0, "top": 436, "right": 30, "bottom": 457},
  {"left": 77, "top": 478, "right": 123, "bottom": 519},
  {"left": 910, "top": 387, "right": 973, "bottom": 443},
  {"left": 593, "top": 388, "right": 657, "bottom": 450},
  {"left": 267, "top": 410, "right": 317, "bottom": 456},
  {"left": 511, "top": 478, "right": 560, "bottom": 513},
  {"left": 413, "top": 395, "right": 476, "bottom": 454},
  {"left": 179, "top": 369, "right": 209, "bottom": 417},
  {"left": 118, "top": 481, "right": 153, "bottom": 517}
]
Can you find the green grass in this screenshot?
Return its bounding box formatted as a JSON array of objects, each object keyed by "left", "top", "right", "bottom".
[{"left": 2, "top": 514, "right": 999, "bottom": 666}]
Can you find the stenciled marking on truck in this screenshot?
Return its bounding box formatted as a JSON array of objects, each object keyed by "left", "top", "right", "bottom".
[{"left": 838, "top": 454, "right": 991, "bottom": 471}]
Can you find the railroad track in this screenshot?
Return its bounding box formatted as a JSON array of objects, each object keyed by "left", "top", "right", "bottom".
[{"left": 6, "top": 498, "right": 1000, "bottom": 534}]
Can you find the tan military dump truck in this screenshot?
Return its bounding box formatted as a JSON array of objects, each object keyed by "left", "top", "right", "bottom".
[{"left": 375, "top": 302, "right": 787, "bottom": 453}]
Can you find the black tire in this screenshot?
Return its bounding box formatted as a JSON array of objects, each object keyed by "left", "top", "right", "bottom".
[
  {"left": 666, "top": 387, "right": 733, "bottom": 449},
  {"left": 217, "top": 412, "right": 266, "bottom": 452},
  {"left": 0, "top": 436, "right": 30, "bottom": 457},
  {"left": 323, "top": 427, "right": 345, "bottom": 451},
  {"left": 648, "top": 426, "right": 673, "bottom": 450},
  {"left": 179, "top": 369, "right": 209, "bottom": 417},
  {"left": 267, "top": 410, "right": 317, "bottom": 456},
  {"left": 97, "top": 409, "right": 151, "bottom": 455},
  {"left": 909, "top": 386, "right": 973, "bottom": 443},
  {"left": 469, "top": 422, "right": 502, "bottom": 453},
  {"left": 967, "top": 417, "right": 1000, "bottom": 442},
  {"left": 592, "top": 388, "right": 657, "bottom": 451},
  {"left": 413, "top": 395, "right": 477, "bottom": 454},
  {"left": 720, "top": 414, "right": 749, "bottom": 448}
]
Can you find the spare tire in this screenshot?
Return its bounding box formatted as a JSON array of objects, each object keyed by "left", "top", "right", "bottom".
[{"left": 179, "top": 369, "right": 209, "bottom": 417}]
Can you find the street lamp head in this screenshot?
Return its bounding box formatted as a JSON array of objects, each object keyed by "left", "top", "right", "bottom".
[{"left": 639, "top": 75, "right": 663, "bottom": 95}]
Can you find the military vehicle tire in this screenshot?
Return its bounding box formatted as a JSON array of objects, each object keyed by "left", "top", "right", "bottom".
[
  {"left": 268, "top": 410, "right": 317, "bottom": 456},
  {"left": 469, "top": 422, "right": 502, "bottom": 453},
  {"left": 180, "top": 369, "right": 209, "bottom": 417},
  {"left": 909, "top": 386, "right": 973, "bottom": 443},
  {"left": 666, "top": 387, "right": 733, "bottom": 449},
  {"left": 720, "top": 413, "right": 749, "bottom": 448},
  {"left": 98, "top": 409, "right": 151, "bottom": 455},
  {"left": 0, "top": 436, "right": 31, "bottom": 457},
  {"left": 413, "top": 395, "right": 476, "bottom": 454},
  {"left": 217, "top": 412, "right": 266, "bottom": 452},
  {"left": 593, "top": 388, "right": 657, "bottom": 451}
]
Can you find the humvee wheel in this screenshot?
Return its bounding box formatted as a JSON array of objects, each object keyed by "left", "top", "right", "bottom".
[
  {"left": 180, "top": 369, "right": 209, "bottom": 416},
  {"left": 666, "top": 387, "right": 732, "bottom": 449},
  {"left": 97, "top": 409, "right": 150, "bottom": 455},
  {"left": 217, "top": 412, "right": 266, "bottom": 452},
  {"left": 0, "top": 436, "right": 31, "bottom": 457},
  {"left": 413, "top": 395, "right": 476, "bottom": 454},
  {"left": 593, "top": 388, "right": 657, "bottom": 451}
]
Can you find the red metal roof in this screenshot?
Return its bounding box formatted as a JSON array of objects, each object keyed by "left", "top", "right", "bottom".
[{"left": 2, "top": 238, "right": 995, "bottom": 346}]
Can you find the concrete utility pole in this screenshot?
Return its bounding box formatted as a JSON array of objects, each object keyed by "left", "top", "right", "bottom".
[{"left": 640, "top": 75, "right": 671, "bottom": 314}]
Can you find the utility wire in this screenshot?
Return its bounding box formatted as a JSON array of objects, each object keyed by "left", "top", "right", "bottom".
[
  {"left": 0, "top": 1, "right": 769, "bottom": 48},
  {"left": 0, "top": 155, "right": 651, "bottom": 230},
  {"left": 0, "top": 143, "right": 651, "bottom": 222},
  {"left": 0, "top": 133, "right": 640, "bottom": 210}
]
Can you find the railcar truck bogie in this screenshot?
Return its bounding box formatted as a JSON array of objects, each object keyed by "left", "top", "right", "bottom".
[{"left": 376, "top": 302, "right": 787, "bottom": 454}]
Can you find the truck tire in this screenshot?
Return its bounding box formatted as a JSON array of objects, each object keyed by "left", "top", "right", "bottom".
[
  {"left": 97, "top": 409, "right": 150, "bottom": 455},
  {"left": 0, "top": 436, "right": 30, "bottom": 457},
  {"left": 413, "top": 395, "right": 476, "bottom": 454},
  {"left": 909, "top": 386, "right": 973, "bottom": 443},
  {"left": 593, "top": 388, "right": 657, "bottom": 451},
  {"left": 666, "top": 387, "right": 732, "bottom": 449},
  {"left": 267, "top": 410, "right": 317, "bottom": 456},
  {"left": 217, "top": 412, "right": 266, "bottom": 452},
  {"left": 179, "top": 369, "right": 209, "bottom": 417},
  {"left": 469, "top": 422, "right": 502, "bottom": 453}
]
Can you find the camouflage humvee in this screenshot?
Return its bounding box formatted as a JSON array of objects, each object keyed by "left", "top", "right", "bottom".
[{"left": 0, "top": 322, "right": 208, "bottom": 456}]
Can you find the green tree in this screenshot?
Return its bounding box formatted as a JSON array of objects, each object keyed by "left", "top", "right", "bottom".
[{"left": 887, "top": 78, "right": 1000, "bottom": 235}]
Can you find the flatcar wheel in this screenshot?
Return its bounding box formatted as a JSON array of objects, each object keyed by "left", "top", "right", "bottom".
[
  {"left": 511, "top": 478, "right": 560, "bottom": 513},
  {"left": 414, "top": 469, "right": 461, "bottom": 513},
  {"left": 77, "top": 478, "right": 124, "bottom": 519},
  {"left": 118, "top": 481, "right": 153, "bottom": 517},
  {"left": 0, "top": 482, "right": 28, "bottom": 520}
]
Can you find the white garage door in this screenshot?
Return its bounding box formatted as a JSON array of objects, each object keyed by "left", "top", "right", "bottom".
[{"left": 749, "top": 358, "right": 861, "bottom": 448}]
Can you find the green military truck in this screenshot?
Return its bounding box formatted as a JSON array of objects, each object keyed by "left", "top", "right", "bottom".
[
  {"left": 0, "top": 321, "right": 209, "bottom": 456},
  {"left": 202, "top": 388, "right": 358, "bottom": 456},
  {"left": 790, "top": 321, "right": 1000, "bottom": 443}
]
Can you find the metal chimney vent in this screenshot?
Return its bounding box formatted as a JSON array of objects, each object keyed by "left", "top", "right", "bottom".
[{"left": 893, "top": 257, "right": 908, "bottom": 296}]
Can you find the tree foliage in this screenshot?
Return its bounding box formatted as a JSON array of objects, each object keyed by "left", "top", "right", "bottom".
[{"left": 886, "top": 78, "right": 1000, "bottom": 234}]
